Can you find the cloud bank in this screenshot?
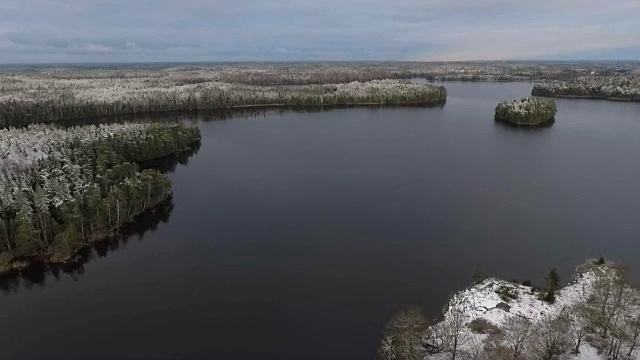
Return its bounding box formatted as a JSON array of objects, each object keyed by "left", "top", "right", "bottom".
[{"left": 0, "top": 0, "right": 639, "bottom": 63}]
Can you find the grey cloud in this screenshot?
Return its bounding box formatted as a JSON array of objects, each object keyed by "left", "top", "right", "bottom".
[{"left": 0, "top": 0, "right": 638, "bottom": 63}]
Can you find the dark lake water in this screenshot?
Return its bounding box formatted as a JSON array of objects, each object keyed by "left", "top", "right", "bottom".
[{"left": 2, "top": 82, "right": 640, "bottom": 359}]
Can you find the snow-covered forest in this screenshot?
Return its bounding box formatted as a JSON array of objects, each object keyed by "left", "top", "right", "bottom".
[
  {"left": 494, "top": 97, "right": 557, "bottom": 126},
  {"left": 379, "top": 260, "right": 640, "bottom": 360},
  {"left": 2, "top": 61, "right": 634, "bottom": 85},
  {"left": 532, "top": 77, "right": 640, "bottom": 101},
  {"left": 0, "top": 123, "right": 200, "bottom": 271},
  {"left": 0, "top": 63, "right": 457, "bottom": 272},
  {"left": 3, "top": 61, "right": 639, "bottom": 128},
  {"left": 0, "top": 73, "right": 446, "bottom": 128}
]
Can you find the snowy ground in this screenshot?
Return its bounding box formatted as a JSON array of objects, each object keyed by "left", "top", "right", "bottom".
[
  {"left": 427, "top": 261, "right": 639, "bottom": 359},
  {"left": 449, "top": 272, "right": 596, "bottom": 325}
]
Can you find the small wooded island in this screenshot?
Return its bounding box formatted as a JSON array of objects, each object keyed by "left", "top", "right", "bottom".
[
  {"left": 0, "top": 123, "right": 201, "bottom": 274},
  {"left": 494, "top": 97, "right": 557, "bottom": 126}
]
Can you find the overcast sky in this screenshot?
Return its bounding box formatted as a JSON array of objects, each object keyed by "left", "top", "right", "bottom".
[{"left": 1, "top": 0, "right": 639, "bottom": 63}]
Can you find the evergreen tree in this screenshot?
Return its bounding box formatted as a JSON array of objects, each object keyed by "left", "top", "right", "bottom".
[
  {"left": 544, "top": 268, "right": 561, "bottom": 303},
  {"left": 13, "top": 196, "right": 40, "bottom": 256},
  {"left": 33, "top": 184, "right": 51, "bottom": 245}
]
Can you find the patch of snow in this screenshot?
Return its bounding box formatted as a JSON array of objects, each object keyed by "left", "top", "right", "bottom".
[{"left": 426, "top": 263, "right": 639, "bottom": 360}]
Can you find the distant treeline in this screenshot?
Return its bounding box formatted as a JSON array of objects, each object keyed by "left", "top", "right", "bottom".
[
  {"left": 0, "top": 80, "right": 446, "bottom": 128},
  {"left": 532, "top": 77, "right": 640, "bottom": 101},
  {"left": 0, "top": 123, "right": 200, "bottom": 269},
  {"left": 2, "top": 61, "right": 634, "bottom": 85}
]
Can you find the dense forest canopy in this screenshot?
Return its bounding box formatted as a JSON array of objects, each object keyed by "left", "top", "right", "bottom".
[{"left": 0, "top": 123, "right": 200, "bottom": 268}]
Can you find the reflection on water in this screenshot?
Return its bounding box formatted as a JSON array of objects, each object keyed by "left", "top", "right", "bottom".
[
  {"left": 140, "top": 141, "right": 202, "bottom": 173},
  {"left": 493, "top": 117, "right": 556, "bottom": 131},
  {"left": 0, "top": 194, "right": 174, "bottom": 295},
  {"left": 68, "top": 103, "right": 447, "bottom": 127},
  {"left": 66, "top": 107, "right": 293, "bottom": 126}
]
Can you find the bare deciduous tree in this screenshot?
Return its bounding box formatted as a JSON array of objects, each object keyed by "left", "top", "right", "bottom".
[
  {"left": 435, "top": 296, "right": 470, "bottom": 360},
  {"left": 465, "top": 335, "right": 484, "bottom": 360},
  {"left": 587, "top": 266, "right": 633, "bottom": 338},
  {"left": 534, "top": 313, "right": 570, "bottom": 360},
  {"left": 626, "top": 287, "right": 640, "bottom": 357},
  {"left": 378, "top": 306, "right": 429, "bottom": 360},
  {"left": 607, "top": 313, "right": 628, "bottom": 359},
  {"left": 478, "top": 333, "right": 517, "bottom": 360},
  {"left": 628, "top": 314, "right": 640, "bottom": 357},
  {"left": 378, "top": 334, "right": 397, "bottom": 360},
  {"left": 565, "top": 305, "right": 592, "bottom": 354},
  {"left": 503, "top": 316, "right": 533, "bottom": 358}
]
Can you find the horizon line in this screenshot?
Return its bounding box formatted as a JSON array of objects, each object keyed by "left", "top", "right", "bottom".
[{"left": 1, "top": 59, "right": 640, "bottom": 66}]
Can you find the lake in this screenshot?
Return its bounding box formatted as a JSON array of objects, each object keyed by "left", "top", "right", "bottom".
[{"left": 1, "top": 82, "right": 639, "bottom": 359}]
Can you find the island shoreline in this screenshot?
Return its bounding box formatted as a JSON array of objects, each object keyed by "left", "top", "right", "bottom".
[{"left": 0, "top": 196, "right": 174, "bottom": 278}]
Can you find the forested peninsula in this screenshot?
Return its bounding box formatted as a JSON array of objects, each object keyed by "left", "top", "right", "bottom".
[
  {"left": 0, "top": 123, "right": 200, "bottom": 274},
  {"left": 0, "top": 77, "right": 446, "bottom": 128}
]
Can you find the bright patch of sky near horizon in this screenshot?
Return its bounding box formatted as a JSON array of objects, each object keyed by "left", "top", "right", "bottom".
[{"left": 0, "top": 0, "right": 639, "bottom": 63}]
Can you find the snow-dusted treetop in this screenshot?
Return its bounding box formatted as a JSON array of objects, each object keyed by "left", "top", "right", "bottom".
[
  {"left": 0, "top": 123, "right": 165, "bottom": 170},
  {"left": 494, "top": 97, "right": 557, "bottom": 126}
]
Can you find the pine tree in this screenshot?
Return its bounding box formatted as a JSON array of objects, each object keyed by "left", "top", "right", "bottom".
[
  {"left": 33, "top": 184, "right": 51, "bottom": 245},
  {"left": 13, "top": 195, "right": 40, "bottom": 256},
  {"left": 544, "top": 268, "right": 561, "bottom": 303},
  {"left": 52, "top": 224, "right": 82, "bottom": 261}
]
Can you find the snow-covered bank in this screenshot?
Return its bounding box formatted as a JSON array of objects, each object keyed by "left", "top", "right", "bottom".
[
  {"left": 444, "top": 270, "right": 596, "bottom": 327},
  {"left": 422, "top": 260, "right": 640, "bottom": 360}
]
